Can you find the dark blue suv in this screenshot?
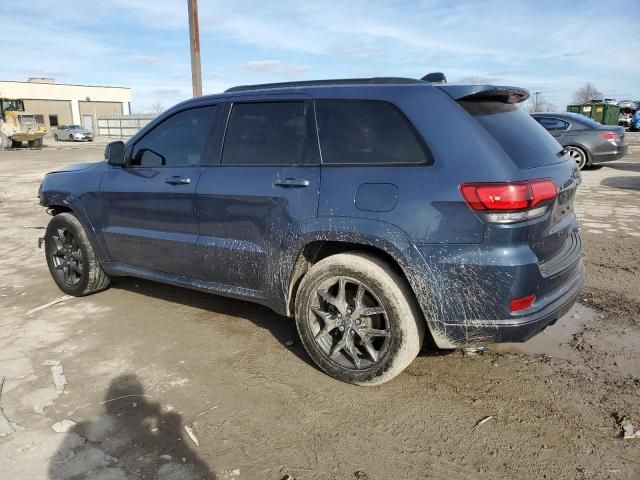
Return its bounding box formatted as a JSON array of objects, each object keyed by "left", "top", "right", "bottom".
[{"left": 39, "top": 77, "right": 584, "bottom": 385}]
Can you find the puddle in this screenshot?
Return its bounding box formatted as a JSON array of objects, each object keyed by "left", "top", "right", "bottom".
[{"left": 491, "top": 303, "right": 596, "bottom": 359}]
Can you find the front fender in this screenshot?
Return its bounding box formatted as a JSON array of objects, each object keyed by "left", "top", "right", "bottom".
[{"left": 39, "top": 167, "right": 108, "bottom": 261}]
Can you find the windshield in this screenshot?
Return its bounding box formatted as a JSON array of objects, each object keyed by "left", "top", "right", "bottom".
[
  {"left": 1, "top": 99, "right": 25, "bottom": 112},
  {"left": 460, "top": 100, "right": 565, "bottom": 169}
]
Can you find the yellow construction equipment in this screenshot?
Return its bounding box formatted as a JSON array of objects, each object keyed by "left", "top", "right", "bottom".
[{"left": 1, "top": 98, "right": 47, "bottom": 148}]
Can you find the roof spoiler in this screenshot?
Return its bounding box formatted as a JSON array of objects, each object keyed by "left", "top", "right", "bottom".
[
  {"left": 437, "top": 85, "right": 529, "bottom": 104},
  {"left": 421, "top": 72, "right": 447, "bottom": 84}
]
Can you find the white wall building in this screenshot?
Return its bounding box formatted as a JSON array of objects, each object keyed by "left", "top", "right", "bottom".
[{"left": 0, "top": 78, "right": 131, "bottom": 134}]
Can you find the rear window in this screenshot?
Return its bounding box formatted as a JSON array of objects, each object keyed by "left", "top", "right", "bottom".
[
  {"left": 461, "top": 101, "right": 565, "bottom": 169},
  {"left": 315, "top": 100, "right": 431, "bottom": 165}
]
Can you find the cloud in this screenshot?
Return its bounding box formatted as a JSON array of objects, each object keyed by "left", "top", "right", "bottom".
[{"left": 238, "top": 60, "right": 311, "bottom": 77}]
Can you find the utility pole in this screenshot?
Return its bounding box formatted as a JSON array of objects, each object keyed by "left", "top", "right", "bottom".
[{"left": 187, "top": 0, "right": 203, "bottom": 97}]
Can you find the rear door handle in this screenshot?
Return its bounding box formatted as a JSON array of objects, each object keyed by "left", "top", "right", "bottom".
[
  {"left": 165, "top": 176, "right": 191, "bottom": 185},
  {"left": 273, "top": 178, "right": 310, "bottom": 188}
]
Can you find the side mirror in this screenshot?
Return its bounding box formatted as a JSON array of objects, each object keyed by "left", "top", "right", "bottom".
[{"left": 105, "top": 141, "right": 125, "bottom": 166}]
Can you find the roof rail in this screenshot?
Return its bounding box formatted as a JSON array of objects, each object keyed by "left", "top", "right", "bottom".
[{"left": 225, "top": 77, "right": 425, "bottom": 93}]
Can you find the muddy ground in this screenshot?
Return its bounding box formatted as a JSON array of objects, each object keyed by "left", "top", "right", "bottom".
[{"left": 0, "top": 134, "right": 639, "bottom": 480}]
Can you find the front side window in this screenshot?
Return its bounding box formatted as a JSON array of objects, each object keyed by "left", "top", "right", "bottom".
[
  {"left": 315, "top": 100, "right": 430, "bottom": 165},
  {"left": 221, "top": 102, "right": 307, "bottom": 166},
  {"left": 130, "top": 106, "right": 215, "bottom": 167}
]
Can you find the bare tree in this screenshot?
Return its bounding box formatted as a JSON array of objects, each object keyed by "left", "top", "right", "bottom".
[
  {"left": 527, "top": 91, "right": 556, "bottom": 113},
  {"left": 150, "top": 101, "right": 165, "bottom": 116},
  {"left": 572, "top": 82, "right": 602, "bottom": 104}
]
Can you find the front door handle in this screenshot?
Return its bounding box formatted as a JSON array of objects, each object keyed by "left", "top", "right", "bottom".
[
  {"left": 273, "top": 178, "right": 310, "bottom": 188},
  {"left": 165, "top": 176, "right": 191, "bottom": 185}
]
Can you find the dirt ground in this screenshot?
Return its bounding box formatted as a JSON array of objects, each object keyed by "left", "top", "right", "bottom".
[{"left": 0, "top": 134, "right": 639, "bottom": 480}]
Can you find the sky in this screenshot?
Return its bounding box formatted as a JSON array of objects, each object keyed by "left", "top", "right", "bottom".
[{"left": 3, "top": 0, "right": 639, "bottom": 112}]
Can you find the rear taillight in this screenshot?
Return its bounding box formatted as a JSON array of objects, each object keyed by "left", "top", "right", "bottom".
[
  {"left": 599, "top": 132, "right": 620, "bottom": 141},
  {"left": 459, "top": 179, "right": 558, "bottom": 223}
]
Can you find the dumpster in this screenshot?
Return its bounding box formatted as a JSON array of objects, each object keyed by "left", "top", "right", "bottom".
[{"left": 566, "top": 102, "right": 620, "bottom": 125}]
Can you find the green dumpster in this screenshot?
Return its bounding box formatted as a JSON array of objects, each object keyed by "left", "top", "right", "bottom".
[{"left": 566, "top": 103, "right": 620, "bottom": 125}]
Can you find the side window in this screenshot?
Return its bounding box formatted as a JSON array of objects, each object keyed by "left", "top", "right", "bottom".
[
  {"left": 221, "top": 102, "right": 307, "bottom": 166},
  {"left": 130, "top": 106, "right": 215, "bottom": 167},
  {"left": 537, "top": 117, "right": 568, "bottom": 131},
  {"left": 315, "top": 100, "right": 430, "bottom": 165}
]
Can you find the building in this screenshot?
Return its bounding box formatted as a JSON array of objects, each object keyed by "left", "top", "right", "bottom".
[{"left": 0, "top": 78, "right": 131, "bottom": 135}]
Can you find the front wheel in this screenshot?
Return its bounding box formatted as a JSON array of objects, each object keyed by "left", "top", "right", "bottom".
[
  {"left": 295, "top": 252, "right": 425, "bottom": 385},
  {"left": 0, "top": 133, "right": 11, "bottom": 149},
  {"left": 45, "top": 213, "right": 110, "bottom": 296}
]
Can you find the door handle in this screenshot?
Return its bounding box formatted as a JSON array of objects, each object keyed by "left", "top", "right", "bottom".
[
  {"left": 165, "top": 176, "right": 191, "bottom": 185},
  {"left": 273, "top": 178, "right": 310, "bottom": 188}
]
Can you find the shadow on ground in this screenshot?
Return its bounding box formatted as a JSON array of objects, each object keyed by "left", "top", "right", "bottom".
[
  {"left": 111, "top": 277, "right": 446, "bottom": 369},
  {"left": 604, "top": 161, "right": 640, "bottom": 173},
  {"left": 111, "top": 277, "right": 320, "bottom": 369},
  {"left": 49, "top": 374, "right": 215, "bottom": 480},
  {"left": 601, "top": 176, "right": 640, "bottom": 190}
]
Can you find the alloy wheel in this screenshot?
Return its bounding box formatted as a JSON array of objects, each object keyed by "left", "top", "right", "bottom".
[
  {"left": 567, "top": 146, "right": 586, "bottom": 170},
  {"left": 307, "top": 276, "right": 391, "bottom": 370},
  {"left": 48, "top": 227, "right": 83, "bottom": 286}
]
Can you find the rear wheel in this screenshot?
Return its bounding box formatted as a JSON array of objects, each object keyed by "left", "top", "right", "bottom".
[
  {"left": 54, "top": 134, "right": 59, "bottom": 141},
  {"left": 295, "top": 252, "right": 424, "bottom": 385},
  {"left": 45, "top": 213, "right": 110, "bottom": 296},
  {"left": 0, "top": 133, "right": 11, "bottom": 149},
  {"left": 567, "top": 145, "right": 588, "bottom": 170},
  {"left": 11, "top": 140, "right": 22, "bottom": 148},
  {"left": 28, "top": 140, "right": 36, "bottom": 148}
]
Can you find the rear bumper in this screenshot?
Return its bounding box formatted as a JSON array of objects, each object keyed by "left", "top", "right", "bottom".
[
  {"left": 436, "top": 261, "right": 584, "bottom": 345},
  {"left": 413, "top": 233, "right": 585, "bottom": 348},
  {"left": 591, "top": 143, "right": 629, "bottom": 164}
]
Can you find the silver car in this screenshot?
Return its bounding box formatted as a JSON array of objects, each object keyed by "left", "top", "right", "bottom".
[{"left": 53, "top": 125, "right": 94, "bottom": 142}]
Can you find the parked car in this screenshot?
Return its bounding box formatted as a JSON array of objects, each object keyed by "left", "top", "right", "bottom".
[
  {"left": 38, "top": 77, "right": 584, "bottom": 385},
  {"left": 532, "top": 112, "right": 628, "bottom": 169},
  {"left": 633, "top": 110, "right": 640, "bottom": 132},
  {"left": 53, "top": 125, "right": 94, "bottom": 142},
  {"left": 618, "top": 100, "right": 637, "bottom": 110}
]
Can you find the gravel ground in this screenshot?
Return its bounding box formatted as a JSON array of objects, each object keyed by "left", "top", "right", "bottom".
[{"left": 0, "top": 134, "right": 639, "bottom": 479}]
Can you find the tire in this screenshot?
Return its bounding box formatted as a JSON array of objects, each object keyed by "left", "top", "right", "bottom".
[
  {"left": 44, "top": 213, "right": 110, "bottom": 296},
  {"left": 11, "top": 140, "right": 22, "bottom": 148},
  {"left": 567, "top": 145, "right": 589, "bottom": 170},
  {"left": 295, "top": 252, "right": 425, "bottom": 385},
  {"left": 0, "top": 132, "right": 12, "bottom": 149},
  {"left": 35, "top": 138, "right": 43, "bottom": 147},
  {"left": 28, "top": 140, "right": 36, "bottom": 148},
  {"left": 54, "top": 134, "right": 59, "bottom": 141}
]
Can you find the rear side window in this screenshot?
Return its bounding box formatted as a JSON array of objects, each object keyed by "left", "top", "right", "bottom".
[
  {"left": 131, "top": 106, "right": 215, "bottom": 167},
  {"left": 461, "top": 101, "right": 564, "bottom": 169},
  {"left": 315, "top": 100, "right": 430, "bottom": 165},
  {"left": 222, "top": 102, "right": 307, "bottom": 166},
  {"left": 536, "top": 117, "right": 569, "bottom": 131}
]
